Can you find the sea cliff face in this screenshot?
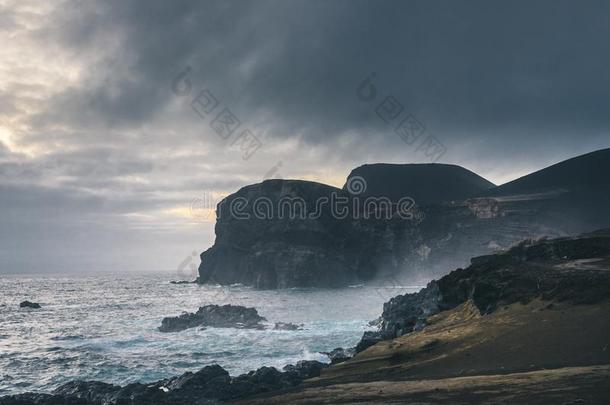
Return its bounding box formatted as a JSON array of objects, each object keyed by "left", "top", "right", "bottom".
[
  {"left": 197, "top": 181, "right": 576, "bottom": 289},
  {"left": 197, "top": 179, "right": 413, "bottom": 288},
  {"left": 198, "top": 176, "right": 497, "bottom": 289}
]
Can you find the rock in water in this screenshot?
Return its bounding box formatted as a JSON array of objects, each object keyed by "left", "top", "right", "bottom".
[
  {"left": 273, "top": 322, "right": 303, "bottom": 331},
  {"left": 19, "top": 301, "right": 41, "bottom": 309},
  {"left": 158, "top": 304, "right": 266, "bottom": 332}
]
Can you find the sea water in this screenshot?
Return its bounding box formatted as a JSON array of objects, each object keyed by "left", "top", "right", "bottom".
[{"left": 0, "top": 273, "right": 422, "bottom": 396}]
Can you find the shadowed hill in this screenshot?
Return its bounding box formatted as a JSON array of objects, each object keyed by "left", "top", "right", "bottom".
[
  {"left": 486, "top": 148, "right": 610, "bottom": 196},
  {"left": 479, "top": 148, "right": 610, "bottom": 232},
  {"left": 344, "top": 163, "right": 495, "bottom": 204}
]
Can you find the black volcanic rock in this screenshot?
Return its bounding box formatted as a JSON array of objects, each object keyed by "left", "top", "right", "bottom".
[
  {"left": 356, "top": 230, "right": 610, "bottom": 351},
  {"left": 52, "top": 381, "right": 123, "bottom": 404},
  {"left": 441, "top": 230, "right": 610, "bottom": 311},
  {"left": 0, "top": 394, "right": 87, "bottom": 405},
  {"left": 159, "top": 304, "right": 266, "bottom": 332},
  {"left": 160, "top": 364, "right": 232, "bottom": 402},
  {"left": 377, "top": 280, "right": 443, "bottom": 339},
  {"left": 344, "top": 163, "right": 495, "bottom": 204},
  {"left": 1, "top": 361, "right": 329, "bottom": 405},
  {"left": 281, "top": 360, "right": 328, "bottom": 379},
  {"left": 230, "top": 366, "right": 295, "bottom": 396},
  {"left": 19, "top": 301, "right": 41, "bottom": 309},
  {"left": 321, "top": 347, "right": 356, "bottom": 364},
  {"left": 355, "top": 331, "right": 394, "bottom": 353}
]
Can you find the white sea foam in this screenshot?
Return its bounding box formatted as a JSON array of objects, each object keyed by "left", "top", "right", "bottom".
[{"left": 0, "top": 272, "right": 420, "bottom": 396}]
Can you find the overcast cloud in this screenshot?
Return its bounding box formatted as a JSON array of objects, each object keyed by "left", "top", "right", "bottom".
[{"left": 0, "top": 0, "right": 608, "bottom": 273}]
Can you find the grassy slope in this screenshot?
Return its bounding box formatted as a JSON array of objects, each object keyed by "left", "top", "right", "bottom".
[{"left": 234, "top": 284, "right": 610, "bottom": 404}]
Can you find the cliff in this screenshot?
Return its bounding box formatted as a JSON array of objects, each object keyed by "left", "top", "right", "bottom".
[
  {"left": 198, "top": 149, "right": 610, "bottom": 289},
  {"left": 198, "top": 180, "right": 371, "bottom": 288}
]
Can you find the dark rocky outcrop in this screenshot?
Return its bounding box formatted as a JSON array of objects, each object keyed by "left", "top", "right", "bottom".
[
  {"left": 281, "top": 360, "right": 328, "bottom": 379},
  {"left": 0, "top": 362, "right": 329, "bottom": 405},
  {"left": 355, "top": 331, "right": 394, "bottom": 353},
  {"left": 437, "top": 230, "right": 610, "bottom": 312},
  {"left": 375, "top": 280, "right": 443, "bottom": 340},
  {"left": 158, "top": 305, "right": 266, "bottom": 332},
  {"left": 321, "top": 347, "right": 356, "bottom": 364},
  {"left": 0, "top": 394, "right": 88, "bottom": 405},
  {"left": 19, "top": 301, "right": 41, "bottom": 309},
  {"left": 356, "top": 229, "right": 610, "bottom": 351}
]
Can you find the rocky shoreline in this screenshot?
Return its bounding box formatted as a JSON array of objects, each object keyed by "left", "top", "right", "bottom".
[
  {"left": 3, "top": 230, "right": 610, "bottom": 404},
  {"left": 0, "top": 361, "right": 328, "bottom": 405}
]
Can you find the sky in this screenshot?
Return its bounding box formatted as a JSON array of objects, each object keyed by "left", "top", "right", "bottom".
[{"left": 0, "top": 0, "right": 609, "bottom": 274}]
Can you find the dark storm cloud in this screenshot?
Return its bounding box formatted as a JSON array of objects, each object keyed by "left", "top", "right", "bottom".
[{"left": 41, "top": 0, "right": 610, "bottom": 150}]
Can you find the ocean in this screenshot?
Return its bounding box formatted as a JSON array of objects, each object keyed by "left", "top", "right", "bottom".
[{"left": 0, "top": 273, "right": 422, "bottom": 396}]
